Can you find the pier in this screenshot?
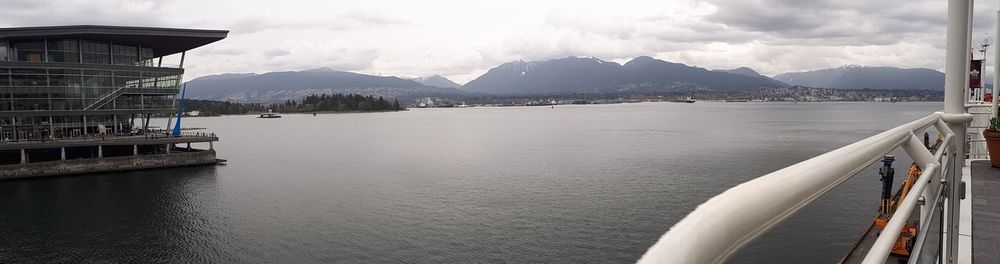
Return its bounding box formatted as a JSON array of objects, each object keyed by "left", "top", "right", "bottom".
[{"left": 0, "top": 131, "right": 221, "bottom": 179}]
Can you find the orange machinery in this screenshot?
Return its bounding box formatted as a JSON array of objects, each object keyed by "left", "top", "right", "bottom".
[{"left": 874, "top": 160, "right": 921, "bottom": 256}]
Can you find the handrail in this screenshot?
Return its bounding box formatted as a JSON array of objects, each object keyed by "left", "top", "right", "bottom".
[
  {"left": 864, "top": 125, "right": 955, "bottom": 263},
  {"left": 84, "top": 86, "right": 128, "bottom": 110},
  {"left": 863, "top": 164, "right": 939, "bottom": 263},
  {"left": 637, "top": 112, "right": 954, "bottom": 264}
]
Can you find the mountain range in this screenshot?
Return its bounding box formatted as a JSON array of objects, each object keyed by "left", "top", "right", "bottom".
[
  {"left": 184, "top": 68, "right": 465, "bottom": 103},
  {"left": 409, "top": 75, "right": 461, "bottom": 88},
  {"left": 461, "top": 56, "right": 787, "bottom": 95},
  {"left": 184, "top": 56, "right": 947, "bottom": 103},
  {"left": 714, "top": 67, "right": 788, "bottom": 87},
  {"left": 774, "top": 65, "right": 945, "bottom": 90}
]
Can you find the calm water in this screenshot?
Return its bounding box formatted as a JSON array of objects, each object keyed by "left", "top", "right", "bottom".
[{"left": 0, "top": 102, "right": 940, "bottom": 263}]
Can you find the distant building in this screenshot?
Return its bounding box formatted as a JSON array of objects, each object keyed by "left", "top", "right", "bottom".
[{"left": 0, "top": 25, "right": 228, "bottom": 179}]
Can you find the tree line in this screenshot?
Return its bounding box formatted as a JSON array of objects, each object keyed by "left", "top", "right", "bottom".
[{"left": 183, "top": 94, "right": 404, "bottom": 116}]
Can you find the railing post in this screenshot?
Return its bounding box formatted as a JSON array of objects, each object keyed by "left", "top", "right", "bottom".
[
  {"left": 994, "top": 10, "right": 1000, "bottom": 118},
  {"left": 903, "top": 132, "right": 938, "bottom": 166},
  {"left": 944, "top": 0, "right": 973, "bottom": 261}
]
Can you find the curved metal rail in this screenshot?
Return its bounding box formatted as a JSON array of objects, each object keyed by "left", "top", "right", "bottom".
[{"left": 637, "top": 112, "right": 969, "bottom": 264}]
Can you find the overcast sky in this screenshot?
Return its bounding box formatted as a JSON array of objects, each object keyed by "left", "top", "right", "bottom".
[{"left": 2, "top": 0, "right": 999, "bottom": 84}]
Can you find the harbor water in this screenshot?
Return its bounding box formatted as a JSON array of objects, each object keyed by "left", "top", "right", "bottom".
[{"left": 0, "top": 102, "right": 940, "bottom": 263}]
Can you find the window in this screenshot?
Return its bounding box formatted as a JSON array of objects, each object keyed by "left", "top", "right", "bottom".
[
  {"left": 81, "top": 40, "right": 109, "bottom": 64},
  {"left": 156, "top": 75, "right": 179, "bottom": 88},
  {"left": 12, "top": 99, "right": 48, "bottom": 111},
  {"left": 82, "top": 70, "right": 112, "bottom": 88},
  {"left": 10, "top": 74, "right": 46, "bottom": 87},
  {"left": 0, "top": 68, "right": 9, "bottom": 87},
  {"left": 82, "top": 75, "right": 111, "bottom": 88},
  {"left": 83, "top": 87, "right": 102, "bottom": 99},
  {"left": 10, "top": 68, "right": 47, "bottom": 87},
  {"left": 139, "top": 47, "right": 154, "bottom": 66},
  {"left": 142, "top": 72, "right": 180, "bottom": 88},
  {"left": 46, "top": 39, "right": 79, "bottom": 63},
  {"left": 49, "top": 75, "right": 69, "bottom": 87},
  {"left": 47, "top": 69, "right": 81, "bottom": 88},
  {"left": 12, "top": 41, "right": 45, "bottom": 62},
  {"left": 112, "top": 44, "right": 138, "bottom": 66},
  {"left": 51, "top": 99, "right": 70, "bottom": 110},
  {"left": 0, "top": 41, "right": 8, "bottom": 61},
  {"left": 114, "top": 71, "right": 141, "bottom": 87},
  {"left": 114, "top": 95, "right": 142, "bottom": 109}
]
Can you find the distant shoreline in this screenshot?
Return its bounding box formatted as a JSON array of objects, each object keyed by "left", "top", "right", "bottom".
[
  {"left": 182, "top": 100, "right": 941, "bottom": 117},
  {"left": 407, "top": 100, "right": 941, "bottom": 109},
  {"left": 183, "top": 109, "right": 407, "bottom": 117}
]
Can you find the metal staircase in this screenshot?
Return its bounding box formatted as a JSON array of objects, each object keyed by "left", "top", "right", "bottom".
[{"left": 83, "top": 86, "right": 128, "bottom": 110}]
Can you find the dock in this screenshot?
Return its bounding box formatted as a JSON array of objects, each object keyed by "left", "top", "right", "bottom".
[{"left": 0, "top": 132, "right": 222, "bottom": 180}]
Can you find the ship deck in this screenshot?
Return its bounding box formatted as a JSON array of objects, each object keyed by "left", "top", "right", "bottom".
[{"left": 970, "top": 161, "right": 1000, "bottom": 263}]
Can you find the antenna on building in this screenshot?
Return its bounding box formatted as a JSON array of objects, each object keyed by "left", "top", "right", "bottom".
[{"left": 980, "top": 36, "right": 991, "bottom": 61}]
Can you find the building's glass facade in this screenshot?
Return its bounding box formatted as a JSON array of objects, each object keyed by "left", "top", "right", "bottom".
[
  {"left": 0, "top": 38, "right": 183, "bottom": 141},
  {"left": 5, "top": 39, "right": 157, "bottom": 66}
]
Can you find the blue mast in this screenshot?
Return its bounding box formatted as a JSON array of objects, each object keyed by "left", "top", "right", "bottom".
[{"left": 172, "top": 84, "right": 186, "bottom": 137}]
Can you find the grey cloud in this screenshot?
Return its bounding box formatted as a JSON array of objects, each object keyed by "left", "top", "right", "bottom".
[
  {"left": 229, "top": 18, "right": 271, "bottom": 35},
  {"left": 261, "top": 48, "right": 379, "bottom": 72},
  {"left": 264, "top": 49, "right": 291, "bottom": 57},
  {"left": 317, "top": 49, "right": 380, "bottom": 71},
  {"left": 705, "top": 0, "right": 827, "bottom": 32},
  {"left": 0, "top": 0, "right": 165, "bottom": 27},
  {"left": 341, "top": 10, "right": 410, "bottom": 26},
  {"left": 643, "top": 19, "right": 761, "bottom": 44},
  {"left": 222, "top": 11, "right": 406, "bottom": 36},
  {"left": 226, "top": 18, "right": 351, "bottom": 35},
  {"left": 5, "top": 0, "right": 46, "bottom": 9},
  {"left": 544, "top": 13, "right": 638, "bottom": 39},
  {"left": 702, "top": 0, "right": 955, "bottom": 46},
  {"left": 195, "top": 47, "right": 247, "bottom": 56}
]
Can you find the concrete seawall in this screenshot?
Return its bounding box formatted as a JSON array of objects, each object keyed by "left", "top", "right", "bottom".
[{"left": 0, "top": 150, "right": 221, "bottom": 180}]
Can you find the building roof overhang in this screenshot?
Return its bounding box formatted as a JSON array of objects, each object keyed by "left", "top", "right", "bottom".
[{"left": 0, "top": 25, "right": 228, "bottom": 57}]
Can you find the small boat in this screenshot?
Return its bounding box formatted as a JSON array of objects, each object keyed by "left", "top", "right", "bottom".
[
  {"left": 670, "top": 97, "right": 696, "bottom": 103},
  {"left": 258, "top": 110, "right": 282, "bottom": 118}
]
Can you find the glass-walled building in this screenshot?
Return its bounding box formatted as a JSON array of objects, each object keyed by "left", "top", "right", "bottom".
[{"left": 0, "top": 25, "right": 227, "bottom": 141}]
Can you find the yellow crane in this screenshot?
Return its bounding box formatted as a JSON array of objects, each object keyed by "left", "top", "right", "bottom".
[{"left": 873, "top": 161, "right": 920, "bottom": 256}]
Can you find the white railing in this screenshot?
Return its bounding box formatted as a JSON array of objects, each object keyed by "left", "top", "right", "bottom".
[
  {"left": 639, "top": 0, "right": 985, "bottom": 261},
  {"left": 637, "top": 112, "right": 971, "bottom": 264},
  {"left": 969, "top": 88, "right": 985, "bottom": 103},
  {"left": 966, "top": 104, "right": 992, "bottom": 159}
]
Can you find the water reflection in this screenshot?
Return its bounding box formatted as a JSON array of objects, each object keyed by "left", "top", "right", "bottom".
[{"left": 0, "top": 166, "right": 237, "bottom": 263}]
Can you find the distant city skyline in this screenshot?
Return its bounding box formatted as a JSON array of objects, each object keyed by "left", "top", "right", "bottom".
[{"left": 2, "top": 0, "right": 999, "bottom": 84}]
